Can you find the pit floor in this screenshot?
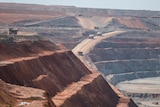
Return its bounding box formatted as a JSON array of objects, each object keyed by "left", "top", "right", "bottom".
[
  {"left": 116, "top": 77, "right": 160, "bottom": 107},
  {"left": 116, "top": 77, "right": 160, "bottom": 94}
]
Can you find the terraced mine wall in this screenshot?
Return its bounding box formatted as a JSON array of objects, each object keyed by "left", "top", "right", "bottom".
[
  {"left": 0, "top": 79, "right": 56, "bottom": 107},
  {"left": 0, "top": 40, "right": 137, "bottom": 107},
  {"left": 88, "top": 31, "right": 160, "bottom": 106},
  {"left": 2, "top": 3, "right": 160, "bottom": 51},
  {"left": 0, "top": 40, "right": 57, "bottom": 61},
  {"left": 0, "top": 51, "right": 137, "bottom": 106},
  {"left": 89, "top": 31, "right": 160, "bottom": 85},
  {"left": 1, "top": 3, "right": 160, "bottom": 17},
  {"left": 57, "top": 74, "right": 136, "bottom": 107},
  {"left": 0, "top": 50, "right": 91, "bottom": 96}
]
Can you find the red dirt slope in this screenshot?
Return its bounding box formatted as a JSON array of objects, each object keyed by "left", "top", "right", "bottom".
[
  {"left": 53, "top": 73, "right": 136, "bottom": 107},
  {"left": 0, "top": 4, "right": 67, "bottom": 24},
  {"left": 53, "top": 73, "right": 119, "bottom": 107},
  {"left": 0, "top": 50, "right": 91, "bottom": 97},
  {"left": 117, "top": 17, "right": 147, "bottom": 29},
  {"left": 0, "top": 79, "right": 56, "bottom": 107},
  {"left": 0, "top": 40, "right": 137, "bottom": 107},
  {"left": 0, "top": 40, "right": 57, "bottom": 61}
]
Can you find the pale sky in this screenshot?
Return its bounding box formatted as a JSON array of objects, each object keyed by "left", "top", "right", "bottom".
[{"left": 0, "top": 0, "right": 159, "bottom": 11}]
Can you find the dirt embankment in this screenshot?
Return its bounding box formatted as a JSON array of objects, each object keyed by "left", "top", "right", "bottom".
[
  {"left": 0, "top": 40, "right": 137, "bottom": 107},
  {"left": 0, "top": 50, "right": 91, "bottom": 97},
  {"left": 0, "top": 40, "right": 57, "bottom": 61},
  {"left": 0, "top": 79, "right": 56, "bottom": 107},
  {"left": 77, "top": 16, "right": 112, "bottom": 29},
  {"left": 57, "top": 74, "right": 136, "bottom": 107},
  {"left": 0, "top": 8, "right": 67, "bottom": 24},
  {"left": 88, "top": 31, "right": 160, "bottom": 106},
  {"left": 117, "top": 18, "right": 147, "bottom": 29}
]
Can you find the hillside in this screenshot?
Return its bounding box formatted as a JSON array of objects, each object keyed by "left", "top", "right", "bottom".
[
  {"left": 0, "top": 3, "right": 160, "bottom": 49},
  {"left": 0, "top": 40, "right": 57, "bottom": 61},
  {"left": 0, "top": 3, "right": 67, "bottom": 25},
  {"left": 0, "top": 40, "right": 137, "bottom": 107},
  {"left": 0, "top": 79, "right": 55, "bottom": 107},
  {"left": 0, "top": 3, "right": 160, "bottom": 17}
]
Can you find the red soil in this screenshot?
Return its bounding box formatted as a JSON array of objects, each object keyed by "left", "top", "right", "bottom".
[
  {"left": 117, "top": 18, "right": 147, "bottom": 29},
  {"left": 0, "top": 79, "right": 56, "bottom": 107},
  {"left": 0, "top": 8, "right": 67, "bottom": 24},
  {"left": 0, "top": 40, "right": 137, "bottom": 107},
  {"left": 0, "top": 40, "right": 57, "bottom": 61},
  {"left": 57, "top": 74, "right": 137, "bottom": 107},
  {"left": 0, "top": 50, "right": 91, "bottom": 97}
]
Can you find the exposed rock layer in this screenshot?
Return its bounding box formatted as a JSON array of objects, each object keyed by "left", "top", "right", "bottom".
[
  {"left": 0, "top": 40, "right": 137, "bottom": 107},
  {"left": 88, "top": 31, "right": 160, "bottom": 106},
  {"left": 89, "top": 31, "right": 160, "bottom": 84}
]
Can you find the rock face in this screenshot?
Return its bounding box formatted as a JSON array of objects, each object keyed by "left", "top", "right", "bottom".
[
  {"left": 88, "top": 31, "right": 160, "bottom": 106},
  {"left": 54, "top": 74, "right": 136, "bottom": 107},
  {"left": 24, "top": 16, "right": 81, "bottom": 28},
  {"left": 0, "top": 79, "right": 56, "bottom": 107},
  {"left": 0, "top": 40, "right": 57, "bottom": 61},
  {"left": 0, "top": 50, "right": 91, "bottom": 97},
  {"left": 0, "top": 40, "right": 137, "bottom": 107},
  {"left": 89, "top": 31, "right": 160, "bottom": 85}
]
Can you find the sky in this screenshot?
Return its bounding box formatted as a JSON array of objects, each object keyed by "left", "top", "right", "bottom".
[{"left": 0, "top": 0, "right": 159, "bottom": 11}]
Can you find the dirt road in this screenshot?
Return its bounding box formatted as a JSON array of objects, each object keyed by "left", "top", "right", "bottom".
[{"left": 72, "top": 31, "right": 125, "bottom": 62}]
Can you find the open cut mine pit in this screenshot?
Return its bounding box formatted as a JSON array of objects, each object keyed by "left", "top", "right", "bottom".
[
  {"left": 2, "top": 2, "right": 160, "bottom": 107},
  {"left": 0, "top": 39, "right": 137, "bottom": 107},
  {"left": 88, "top": 31, "right": 160, "bottom": 107}
]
